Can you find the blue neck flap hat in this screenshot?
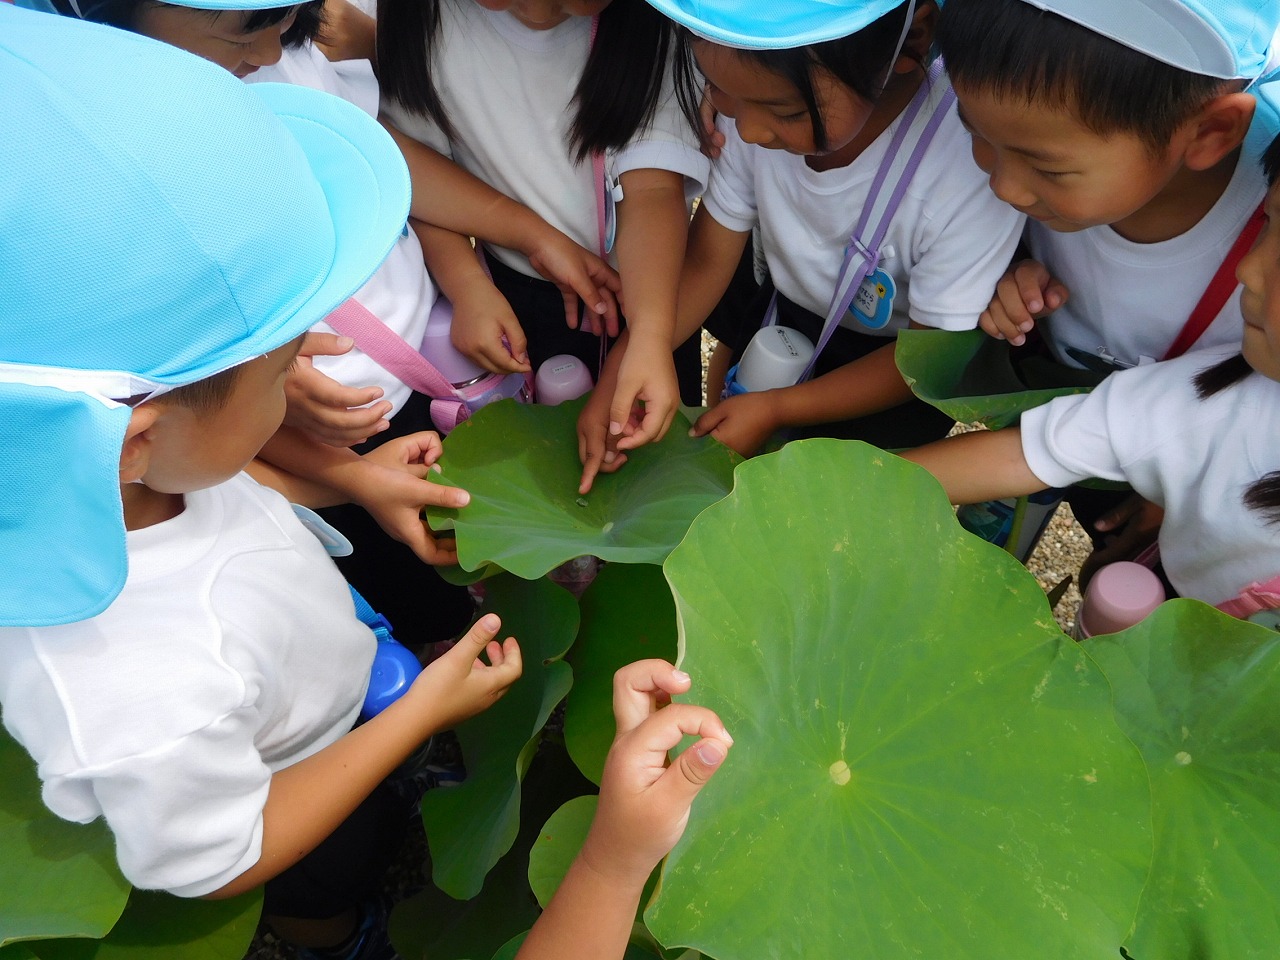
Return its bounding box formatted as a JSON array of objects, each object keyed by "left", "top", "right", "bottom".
[
  {"left": 643, "top": 0, "right": 915, "bottom": 49},
  {"left": 0, "top": 4, "right": 410, "bottom": 628},
  {"left": 1017, "top": 0, "right": 1280, "bottom": 81}
]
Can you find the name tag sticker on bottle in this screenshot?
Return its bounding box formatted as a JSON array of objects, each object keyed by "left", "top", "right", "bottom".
[{"left": 850, "top": 268, "right": 896, "bottom": 330}]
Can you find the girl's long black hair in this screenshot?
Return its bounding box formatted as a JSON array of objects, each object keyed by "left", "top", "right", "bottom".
[{"left": 377, "top": 0, "right": 699, "bottom": 163}]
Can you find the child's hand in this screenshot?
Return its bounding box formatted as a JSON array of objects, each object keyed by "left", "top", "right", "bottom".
[
  {"left": 610, "top": 336, "right": 680, "bottom": 453},
  {"left": 689, "top": 391, "right": 779, "bottom": 457},
  {"left": 698, "top": 82, "right": 727, "bottom": 160},
  {"left": 1079, "top": 494, "right": 1165, "bottom": 589},
  {"left": 524, "top": 227, "right": 621, "bottom": 338},
  {"left": 284, "top": 332, "right": 392, "bottom": 446},
  {"left": 978, "top": 259, "right": 1070, "bottom": 347},
  {"left": 451, "top": 284, "right": 532, "bottom": 375},
  {"left": 576, "top": 385, "right": 637, "bottom": 495},
  {"left": 579, "top": 660, "right": 732, "bottom": 884},
  {"left": 353, "top": 433, "right": 470, "bottom": 565},
  {"left": 406, "top": 613, "right": 522, "bottom": 730}
]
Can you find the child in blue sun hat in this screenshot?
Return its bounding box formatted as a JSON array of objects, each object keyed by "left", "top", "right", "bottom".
[
  {"left": 0, "top": 6, "right": 523, "bottom": 957},
  {"left": 577, "top": 0, "right": 1023, "bottom": 486},
  {"left": 0, "top": 17, "right": 732, "bottom": 958},
  {"left": 932, "top": 0, "right": 1280, "bottom": 577}
]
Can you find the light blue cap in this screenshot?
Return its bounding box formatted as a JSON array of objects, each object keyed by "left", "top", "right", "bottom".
[
  {"left": 0, "top": 4, "right": 410, "bottom": 627},
  {"left": 643, "top": 0, "right": 910, "bottom": 49},
  {"left": 1019, "top": 0, "right": 1280, "bottom": 80},
  {"left": 13, "top": 0, "right": 302, "bottom": 15}
]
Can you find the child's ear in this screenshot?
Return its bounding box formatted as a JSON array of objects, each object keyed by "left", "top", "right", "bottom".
[
  {"left": 895, "top": 0, "right": 939, "bottom": 74},
  {"left": 1181, "top": 91, "right": 1256, "bottom": 171},
  {"left": 118, "top": 403, "right": 162, "bottom": 484}
]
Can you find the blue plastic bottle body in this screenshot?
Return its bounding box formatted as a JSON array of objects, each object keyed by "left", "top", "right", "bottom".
[{"left": 360, "top": 635, "right": 423, "bottom": 719}]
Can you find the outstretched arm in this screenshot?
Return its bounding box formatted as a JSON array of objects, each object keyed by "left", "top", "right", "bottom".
[
  {"left": 516, "top": 660, "right": 732, "bottom": 960},
  {"left": 206, "top": 615, "right": 521, "bottom": 898},
  {"left": 900, "top": 427, "right": 1048, "bottom": 504}
]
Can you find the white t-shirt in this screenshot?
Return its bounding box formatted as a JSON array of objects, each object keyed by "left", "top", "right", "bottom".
[
  {"left": 249, "top": 45, "right": 436, "bottom": 416},
  {"left": 1028, "top": 155, "right": 1262, "bottom": 370},
  {"left": 1020, "top": 349, "right": 1280, "bottom": 606},
  {"left": 701, "top": 74, "right": 1025, "bottom": 335},
  {"left": 0, "top": 474, "right": 375, "bottom": 896},
  {"left": 380, "top": 0, "right": 709, "bottom": 278}
]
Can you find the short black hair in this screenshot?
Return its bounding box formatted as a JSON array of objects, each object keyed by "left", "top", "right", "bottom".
[
  {"left": 937, "top": 0, "right": 1231, "bottom": 150},
  {"left": 674, "top": 1, "right": 919, "bottom": 152},
  {"left": 50, "top": 0, "right": 326, "bottom": 50}
]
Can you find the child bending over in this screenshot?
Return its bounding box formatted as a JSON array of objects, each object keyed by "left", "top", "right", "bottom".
[{"left": 903, "top": 129, "right": 1280, "bottom": 624}]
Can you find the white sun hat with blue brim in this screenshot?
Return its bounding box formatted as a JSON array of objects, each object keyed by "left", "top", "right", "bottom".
[
  {"left": 0, "top": 4, "right": 410, "bottom": 628},
  {"left": 643, "top": 0, "right": 913, "bottom": 49},
  {"left": 1018, "top": 0, "right": 1280, "bottom": 81}
]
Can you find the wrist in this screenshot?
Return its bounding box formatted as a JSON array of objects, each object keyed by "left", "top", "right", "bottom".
[{"left": 576, "top": 830, "right": 655, "bottom": 895}]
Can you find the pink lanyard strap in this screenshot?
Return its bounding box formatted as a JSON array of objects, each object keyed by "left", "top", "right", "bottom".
[
  {"left": 1216, "top": 572, "right": 1280, "bottom": 620},
  {"left": 325, "top": 298, "right": 471, "bottom": 432},
  {"left": 763, "top": 58, "right": 954, "bottom": 383}
]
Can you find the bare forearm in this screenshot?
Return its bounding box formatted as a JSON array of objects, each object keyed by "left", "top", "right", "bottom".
[
  {"left": 900, "top": 427, "right": 1048, "bottom": 504},
  {"left": 206, "top": 692, "right": 442, "bottom": 898},
  {"left": 256, "top": 427, "right": 380, "bottom": 506},
  {"left": 673, "top": 208, "right": 750, "bottom": 347},
  {"left": 382, "top": 123, "right": 566, "bottom": 258},
  {"left": 613, "top": 170, "right": 687, "bottom": 350},
  {"left": 769, "top": 340, "right": 911, "bottom": 428},
  {"left": 515, "top": 853, "right": 647, "bottom": 960},
  {"left": 414, "top": 220, "right": 494, "bottom": 304}
]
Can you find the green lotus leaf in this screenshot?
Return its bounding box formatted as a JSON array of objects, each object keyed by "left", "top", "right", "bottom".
[
  {"left": 0, "top": 729, "right": 130, "bottom": 946},
  {"left": 25, "top": 889, "right": 260, "bottom": 960},
  {"left": 528, "top": 795, "right": 597, "bottom": 909},
  {"left": 0, "top": 946, "right": 39, "bottom": 960},
  {"left": 896, "top": 328, "right": 1097, "bottom": 430},
  {"left": 489, "top": 931, "right": 662, "bottom": 960},
  {"left": 391, "top": 743, "right": 595, "bottom": 960},
  {"left": 564, "top": 564, "right": 678, "bottom": 785},
  {"left": 1085, "top": 601, "right": 1280, "bottom": 959},
  {"left": 648, "top": 439, "right": 1152, "bottom": 960},
  {"left": 421, "top": 576, "right": 577, "bottom": 900},
  {"left": 425, "top": 398, "right": 741, "bottom": 579}
]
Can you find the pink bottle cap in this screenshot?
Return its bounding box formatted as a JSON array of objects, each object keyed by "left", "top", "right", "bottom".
[
  {"left": 418, "top": 297, "right": 489, "bottom": 386},
  {"left": 1079, "top": 561, "right": 1166, "bottom": 637},
  {"left": 535, "top": 354, "right": 594, "bottom": 405}
]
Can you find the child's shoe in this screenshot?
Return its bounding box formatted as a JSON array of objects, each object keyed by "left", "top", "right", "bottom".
[{"left": 294, "top": 899, "right": 399, "bottom": 960}]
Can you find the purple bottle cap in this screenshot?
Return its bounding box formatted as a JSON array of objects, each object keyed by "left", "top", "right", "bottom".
[
  {"left": 419, "top": 297, "right": 489, "bottom": 386},
  {"left": 535, "top": 354, "right": 594, "bottom": 405},
  {"left": 1079, "top": 561, "right": 1166, "bottom": 637}
]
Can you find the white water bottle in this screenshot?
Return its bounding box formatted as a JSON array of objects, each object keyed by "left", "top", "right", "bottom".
[
  {"left": 419, "top": 298, "right": 530, "bottom": 415},
  {"left": 723, "top": 325, "right": 815, "bottom": 397}
]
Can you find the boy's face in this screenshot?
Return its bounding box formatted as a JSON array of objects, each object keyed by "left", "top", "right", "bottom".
[
  {"left": 1236, "top": 181, "right": 1280, "bottom": 381},
  {"left": 139, "top": 337, "right": 303, "bottom": 494},
  {"left": 132, "top": 5, "right": 296, "bottom": 78},
  {"left": 953, "top": 83, "right": 1185, "bottom": 233}
]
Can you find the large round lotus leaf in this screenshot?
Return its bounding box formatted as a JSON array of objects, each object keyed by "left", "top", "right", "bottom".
[
  {"left": 489, "top": 931, "right": 661, "bottom": 960},
  {"left": 648, "top": 439, "right": 1152, "bottom": 960},
  {"left": 424, "top": 398, "right": 741, "bottom": 579},
  {"left": 565, "top": 564, "right": 678, "bottom": 785},
  {"left": 0, "top": 730, "right": 130, "bottom": 945},
  {"left": 896, "top": 328, "right": 1096, "bottom": 430},
  {"left": 0, "top": 946, "right": 38, "bottom": 960},
  {"left": 391, "top": 743, "right": 595, "bottom": 960},
  {"left": 1084, "top": 600, "right": 1280, "bottom": 959},
  {"left": 421, "top": 576, "right": 577, "bottom": 900},
  {"left": 26, "top": 890, "right": 260, "bottom": 960}
]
